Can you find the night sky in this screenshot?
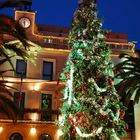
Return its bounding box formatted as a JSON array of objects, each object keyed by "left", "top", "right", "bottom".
[{"left": 1, "top": 0, "right": 140, "bottom": 50}]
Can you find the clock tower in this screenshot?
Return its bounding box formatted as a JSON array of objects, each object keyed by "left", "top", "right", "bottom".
[{"left": 15, "top": 10, "right": 36, "bottom": 34}]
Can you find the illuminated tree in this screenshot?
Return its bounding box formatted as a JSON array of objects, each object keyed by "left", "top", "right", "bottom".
[{"left": 58, "top": 0, "right": 127, "bottom": 139}]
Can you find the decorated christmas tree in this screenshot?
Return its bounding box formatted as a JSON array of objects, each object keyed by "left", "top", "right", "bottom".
[{"left": 58, "top": 0, "right": 127, "bottom": 139}]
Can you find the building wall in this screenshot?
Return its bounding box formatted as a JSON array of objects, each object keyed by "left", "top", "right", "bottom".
[{"left": 0, "top": 121, "right": 59, "bottom": 140}]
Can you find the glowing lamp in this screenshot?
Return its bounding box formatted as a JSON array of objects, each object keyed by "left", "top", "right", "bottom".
[
  {"left": 31, "top": 113, "right": 38, "bottom": 121},
  {"left": 0, "top": 127, "right": 3, "bottom": 133},
  {"left": 30, "top": 128, "right": 36, "bottom": 135},
  {"left": 33, "top": 84, "right": 40, "bottom": 91}
]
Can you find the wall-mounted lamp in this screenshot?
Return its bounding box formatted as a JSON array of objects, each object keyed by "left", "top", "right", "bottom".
[
  {"left": 31, "top": 113, "right": 38, "bottom": 121},
  {"left": 33, "top": 85, "right": 40, "bottom": 91},
  {"left": 30, "top": 84, "right": 40, "bottom": 91},
  {"left": 30, "top": 127, "right": 36, "bottom": 135},
  {"left": 0, "top": 127, "right": 3, "bottom": 133}
]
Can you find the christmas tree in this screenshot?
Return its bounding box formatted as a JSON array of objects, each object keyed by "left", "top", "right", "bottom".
[{"left": 58, "top": 0, "right": 127, "bottom": 139}]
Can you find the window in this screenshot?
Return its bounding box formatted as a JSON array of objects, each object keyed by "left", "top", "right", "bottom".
[
  {"left": 14, "top": 92, "right": 25, "bottom": 110},
  {"left": 9, "top": 133, "right": 23, "bottom": 140},
  {"left": 16, "top": 59, "right": 27, "bottom": 78},
  {"left": 41, "top": 94, "right": 52, "bottom": 121},
  {"left": 42, "top": 61, "right": 53, "bottom": 80},
  {"left": 39, "top": 133, "right": 52, "bottom": 140}
]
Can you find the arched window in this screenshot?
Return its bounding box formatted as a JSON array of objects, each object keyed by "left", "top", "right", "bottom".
[
  {"left": 39, "top": 133, "right": 52, "bottom": 140},
  {"left": 9, "top": 133, "right": 23, "bottom": 140}
]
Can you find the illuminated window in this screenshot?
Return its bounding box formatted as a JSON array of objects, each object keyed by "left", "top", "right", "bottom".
[
  {"left": 16, "top": 59, "right": 27, "bottom": 78},
  {"left": 14, "top": 92, "right": 25, "bottom": 110},
  {"left": 39, "top": 133, "right": 52, "bottom": 140},
  {"left": 42, "top": 61, "right": 53, "bottom": 81},
  {"left": 41, "top": 94, "right": 52, "bottom": 121},
  {"left": 9, "top": 133, "right": 23, "bottom": 140}
]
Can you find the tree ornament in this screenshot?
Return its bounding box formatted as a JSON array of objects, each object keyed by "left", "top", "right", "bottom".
[
  {"left": 94, "top": 47, "right": 99, "bottom": 52},
  {"left": 76, "top": 112, "right": 82, "bottom": 118},
  {"left": 113, "top": 69, "right": 117, "bottom": 75},
  {"left": 85, "top": 49, "right": 88, "bottom": 56},
  {"left": 108, "top": 78, "right": 113, "bottom": 86},
  {"left": 82, "top": 84, "right": 87, "bottom": 93},
  {"left": 70, "top": 129, "right": 76, "bottom": 135},
  {"left": 69, "top": 118, "right": 74, "bottom": 126},
  {"left": 120, "top": 109, "right": 125, "bottom": 120},
  {"left": 114, "top": 108, "right": 118, "bottom": 113},
  {"left": 82, "top": 122, "right": 88, "bottom": 126},
  {"left": 65, "top": 72, "right": 69, "bottom": 79},
  {"left": 114, "top": 95, "right": 118, "bottom": 101}
]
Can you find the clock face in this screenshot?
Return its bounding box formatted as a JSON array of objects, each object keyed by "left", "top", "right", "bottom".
[{"left": 19, "top": 17, "right": 31, "bottom": 28}]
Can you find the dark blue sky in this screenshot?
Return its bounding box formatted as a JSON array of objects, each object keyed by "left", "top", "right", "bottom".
[{"left": 1, "top": 0, "right": 140, "bottom": 49}]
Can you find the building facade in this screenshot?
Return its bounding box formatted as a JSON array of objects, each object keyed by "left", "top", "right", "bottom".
[{"left": 0, "top": 10, "right": 136, "bottom": 140}]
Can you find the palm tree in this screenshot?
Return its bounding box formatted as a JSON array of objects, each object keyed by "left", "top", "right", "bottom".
[
  {"left": 0, "top": 0, "right": 32, "bottom": 120},
  {"left": 115, "top": 53, "right": 140, "bottom": 106}
]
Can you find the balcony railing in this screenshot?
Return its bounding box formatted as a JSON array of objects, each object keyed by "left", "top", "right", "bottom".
[
  {"left": 20, "top": 108, "right": 60, "bottom": 121},
  {"left": 0, "top": 109, "right": 60, "bottom": 122},
  {"left": 41, "top": 37, "right": 134, "bottom": 51}
]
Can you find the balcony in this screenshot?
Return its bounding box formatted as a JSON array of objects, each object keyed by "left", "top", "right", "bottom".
[{"left": 0, "top": 109, "right": 60, "bottom": 122}]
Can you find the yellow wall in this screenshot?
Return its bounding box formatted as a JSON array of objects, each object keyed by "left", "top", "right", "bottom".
[{"left": 0, "top": 121, "right": 59, "bottom": 140}]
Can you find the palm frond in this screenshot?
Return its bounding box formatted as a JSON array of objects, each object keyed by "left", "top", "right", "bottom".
[
  {"left": 115, "top": 53, "right": 140, "bottom": 105},
  {"left": 0, "top": 14, "right": 29, "bottom": 48},
  {"left": 0, "top": 83, "right": 14, "bottom": 97},
  {"left": 133, "top": 87, "right": 140, "bottom": 104},
  {"left": 4, "top": 44, "right": 29, "bottom": 60},
  {"left": 0, "top": 94, "right": 19, "bottom": 120},
  {"left": 0, "top": 47, "right": 15, "bottom": 70},
  {"left": 0, "top": 56, "right": 14, "bottom": 65},
  {"left": 0, "top": 0, "right": 33, "bottom": 120},
  {"left": 0, "top": 69, "right": 13, "bottom": 75}
]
